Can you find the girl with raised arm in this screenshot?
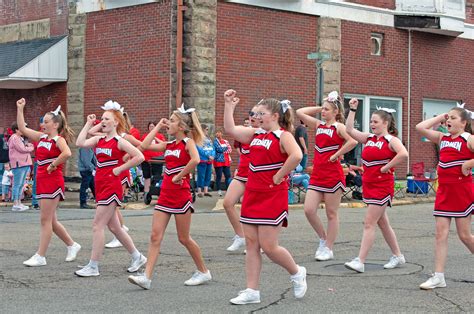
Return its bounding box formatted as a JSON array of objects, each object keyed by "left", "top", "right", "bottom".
[
  {"left": 223, "top": 106, "right": 260, "bottom": 252},
  {"left": 128, "top": 104, "right": 212, "bottom": 290},
  {"left": 344, "top": 99, "right": 408, "bottom": 273},
  {"left": 416, "top": 104, "right": 474, "bottom": 289},
  {"left": 296, "top": 91, "right": 357, "bottom": 261},
  {"left": 75, "top": 102, "right": 146, "bottom": 277},
  {"left": 224, "top": 90, "right": 306, "bottom": 305},
  {"left": 16, "top": 98, "right": 81, "bottom": 267}
]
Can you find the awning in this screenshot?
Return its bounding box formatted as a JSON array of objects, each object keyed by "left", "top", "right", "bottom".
[{"left": 0, "top": 35, "right": 68, "bottom": 89}]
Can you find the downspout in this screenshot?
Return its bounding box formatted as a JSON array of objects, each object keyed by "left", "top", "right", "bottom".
[
  {"left": 176, "top": 0, "right": 185, "bottom": 108},
  {"left": 407, "top": 30, "right": 412, "bottom": 173}
]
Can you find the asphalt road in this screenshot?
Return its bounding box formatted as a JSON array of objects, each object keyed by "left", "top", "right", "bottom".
[{"left": 1, "top": 202, "right": 473, "bottom": 313}]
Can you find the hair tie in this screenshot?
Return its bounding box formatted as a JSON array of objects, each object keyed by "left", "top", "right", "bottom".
[
  {"left": 101, "top": 100, "right": 124, "bottom": 113},
  {"left": 51, "top": 105, "right": 61, "bottom": 116},
  {"left": 280, "top": 100, "right": 291, "bottom": 113},
  {"left": 376, "top": 105, "right": 396, "bottom": 114},
  {"left": 178, "top": 103, "right": 195, "bottom": 114}
]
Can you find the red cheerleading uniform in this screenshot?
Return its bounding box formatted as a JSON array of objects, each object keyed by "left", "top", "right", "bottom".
[
  {"left": 234, "top": 143, "right": 251, "bottom": 183},
  {"left": 94, "top": 136, "right": 125, "bottom": 206},
  {"left": 36, "top": 135, "right": 65, "bottom": 200},
  {"left": 241, "top": 129, "right": 289, "bottom": 227},
  {"left": 434, "top": 132, "right": 474, "bottom": 217},
  {"left": 308, "top": 122, "right": 345, "bottom": 193},
  {"left": 361, "top": 134, "right": 396, "bottom": 207},
  {"left": 155, "top": 138, "right": 194, "bottom": 214}
]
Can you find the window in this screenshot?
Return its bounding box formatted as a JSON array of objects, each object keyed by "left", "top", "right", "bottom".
[
  {"left": 370, "top": 33, "right": 383, "bottom": 56},
  {"left": 422, "top": 99, "right": 457, "bottom": 120}
]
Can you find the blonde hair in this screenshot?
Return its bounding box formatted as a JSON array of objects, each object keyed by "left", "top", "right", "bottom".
[
  {"left": 258, "top": 98, "right": 295, "bottom": 133},
  {"left": 172, "top": 109, "right": 205, "bottom": 146},
  {"left": 122, "top": 111, "right": 132, "bottom": 133},
  {"left": 46, "top": 111, "right": 75, "bottom": 143},
  {"left": 324, "top": 98, "right": 345, "bottom": 123}
]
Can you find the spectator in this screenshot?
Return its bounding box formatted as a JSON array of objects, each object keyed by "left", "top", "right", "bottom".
[
  {"left": 2, "top": 163, "right": 13, "bottom": 202},
  {"left": 294, "top": 120, "right": 309, "bottom": 169},
  {"left": 196, "top": 124, "right": 215, "bottom": 197},
  {"left": 8, "top": 122, "right": 34, "bottom": 211},
  {"left": 78, "top": 147, "right": 97, "bottom": 209},
  {"left": 213, "top": 128, "right": 232, "bottom": 197},
  {"left": 140, "top": 121, "right": 166, "bottom": 200},
  {"left": 0, "top": 126, "right": 9, "bottom": 179}
]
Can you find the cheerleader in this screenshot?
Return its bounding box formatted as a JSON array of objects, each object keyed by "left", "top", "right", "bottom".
[
  {"left": 128, "top": 104, "right": 211, "bottom": 290},
  {"left": 224, "top": 90, "right": 306, "bottom": 305},
  {"left": 75, "top": 102, "right": 146, "bottom": 277},
  {"left": 223, "top": 106, "right": 260, "bottom": 252},
  {"left": 416, "top": 105, "right": 474, "bottom": 289},
  {"left": 88, "top": 107, "right": 141, "bottom": 249},
  {"left": 296, "top": 91, "right": 357, "bottom": 261},
  {"left": 16, "top": 98, "right": 81, "bottom": 267},
  {"left": 344, "top": 99, "right": 407, "bottom": 273}
]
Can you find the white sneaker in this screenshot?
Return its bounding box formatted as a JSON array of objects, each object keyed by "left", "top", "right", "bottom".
[
  {"left": 291, "top": 265, "right": 307, "bottom": 299},
  {"left": 315, "top": 246, "right": 334, "bottom": 261},
  {"left": 128, "top": 274, "right": 151, "bottom": 290},
  {"left": 11, "top": 205, "right": 20, "bottom": 211},
  {"left": 230, "top": 288, "right": 261, "bottom": 305},
  {"left": 20, "top": 204, "right": 29, "bottom": 210},
  {"left": 344, "top": 257, "right": 365, "bottom": 273},
  {"left": 127, "top": 254, "right": 147, "bottom": 273},
  {"left": 105, "top": 237, "right": 123, "bottom": 248},
  {"left": 227, "top": 235, "right": 246, "bottom": 252},
  {"left": 383, "top": 254, "right": 406, "bottom": 269},
  {"left": 65, "top": 242, "right": 81, "bottom": 262},
  {"left": 23, "top": 253, "right": 47, "bottom": 267},
  {"left": 184, "top": 270, "right": 212, "bottom": 286},
  {"left": 314, "top": 239, "right": 326, "bottom": 258},
  {"left": 420, "top": 274, "right": 446, "bottom": 290},
  {"left": 218, "top": 190, "right": 223, "bottom": 197},
  {"left": 122, "top": 225, "right": 129, "bottom": 233},
  {"left": 75, "top": 265, "right": 100, "bottom": 277}
]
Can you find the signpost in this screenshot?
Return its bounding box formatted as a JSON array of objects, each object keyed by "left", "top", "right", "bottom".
[{"left": 307, "top": 52, "right": 331, "bottom": 105}]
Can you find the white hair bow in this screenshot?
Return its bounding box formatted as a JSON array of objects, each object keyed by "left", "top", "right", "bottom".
[
  {"left": 280, "top": 100, "right": 291, "bottom": 113},
  {"left": 101, "top": 100, "right": 124, "bottom": 113},
  {"left": 325, "top": 91, "right": 339, "bottom": 102},
  {"left": 457, "top": 102, "right": 474, "bottom": 119},
  {"left": 376, "top": 105, "right": 396, "bottom": 114},
  {"left": 51, "top": 105, "right": 61, "bottom": 116},
  {"left": 177, "top": 103, "right": 195, "bottom": 114}
]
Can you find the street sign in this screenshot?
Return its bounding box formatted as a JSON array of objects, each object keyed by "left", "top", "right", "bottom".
[{"left": 307, "top": 52, "right": 331, "bottom": 60}]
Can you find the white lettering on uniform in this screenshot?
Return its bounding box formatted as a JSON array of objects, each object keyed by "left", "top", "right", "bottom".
[
  {"left": 37, "top": 141, "right": 52, "bottom": 151},
  {"left": 316, "top": 128, "right": 334, "bottom": 137},
  {"left": 250, "top": 138, "right": 272, "bottom": 150},
  {"left": 365, "top": 141, "right": 383, "bottom": 149},
  {"left": 165, "top": 149, "right": 181, "bottom": 158},
  {"left": 96, "top": 148, "right": 112, "bottom": 156},
  {"left": 439, "top": 141, "right": 461, "bottom": 151}
]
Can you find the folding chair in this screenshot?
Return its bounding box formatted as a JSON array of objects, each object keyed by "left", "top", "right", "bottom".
[
  {"left": 412, "top": 162, "right": 436, "bottom": 197},
  {"left": 288, "top": 169, "right": 308, "bottom": 204},
  {"left": 393, "top": 180, "right": 406, "bottom": 199}
]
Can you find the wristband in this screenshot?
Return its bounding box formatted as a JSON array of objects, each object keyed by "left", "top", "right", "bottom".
[{"left": 350, "top": 108, "right": 357, "bottom": 112}]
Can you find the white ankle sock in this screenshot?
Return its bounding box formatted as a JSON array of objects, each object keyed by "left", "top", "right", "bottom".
[{"left": 131, "top": 250, "right": 141, "bottom": 260}]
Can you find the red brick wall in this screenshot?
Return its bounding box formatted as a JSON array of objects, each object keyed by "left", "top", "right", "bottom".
[
  {"left": 216, "top": 2, "right": 318, "bottom": 166},
  {"left": 341, "top": 21, "right": 474, "bottom": 174},
  {"left": 0, "top": 83, "right": 67, "bottom": 131},
  {"left": 345, "top": 0, "right": 395, "bottom": 9},
  {"left": 84, "top": 2, "right": 172, "bottom": 133},
  {"left": 0, "top": 0, "right": 68, "bottom": 36}
]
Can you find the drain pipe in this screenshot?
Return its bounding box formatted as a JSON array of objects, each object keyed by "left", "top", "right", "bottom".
[
  {"left": 407, "top": 30, "right": 412, "bottom": 173},
  {"left": 176, "top": 0, "right": 185, "bottom": 108}
]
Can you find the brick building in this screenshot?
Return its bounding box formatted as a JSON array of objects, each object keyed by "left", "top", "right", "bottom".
[{"left": 1, "top": 0, "right": 473, "bottom": 177}]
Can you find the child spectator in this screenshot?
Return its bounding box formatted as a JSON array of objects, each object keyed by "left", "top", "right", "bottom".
[{"left": 2, "top": 163, "right": 12, "bottom": 202}]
